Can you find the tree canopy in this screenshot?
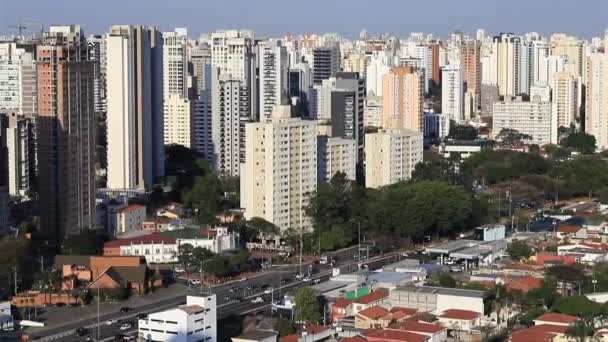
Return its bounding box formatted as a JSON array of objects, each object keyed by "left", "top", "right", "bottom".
[
  {"left": 448, "top": 122, "right": 478, "bottom": 140},
  {"left": 294, "top": 287, "right": 321, "bottom": 323},
  {"left": 507, "top": 240, "right": 533, "bottom": 261},
  {"left": 560, "top": 132, "right": 596, "bottom": 155}
]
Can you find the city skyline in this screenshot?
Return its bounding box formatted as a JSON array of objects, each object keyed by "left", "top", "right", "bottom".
[{"left": 3, "top": 0, "right": 608, "bottom": 39}]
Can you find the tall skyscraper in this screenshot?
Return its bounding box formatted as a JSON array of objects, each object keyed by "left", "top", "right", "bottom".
[
  {"left": 460, "top": 40, "right": 481, "bottom": 109},
  {"left": 259, "top": 40, "right": 289, "bottom": 119},
  {"left": 162, "top": 28, "right": 190, "bottom": 147},
  {"left": 441, "top": 65, "right": 464, "bottom": 121},
  {"left": 365, "top": 52, "right": 391, "bottom": 97},
  {"left": 288, "top": 62, "right": 313, "bottom": 112},
  {"left": 332, "top": 72, "right": 366, "bottom": 162},
  {"left": 313, "top": 45, "right": 339, "bottom": 85},
  {"left": 586, "top": 54, "right": 608, "bottom": 149},
  {"left": 190, "top": 42, "right": 212, "bottom": 95},
  {"left": 0, "top": 43, "right": 37, "bottom": 116},
  {"left": 36, "top": 25, "right": 96, "bottom": 240},
  {"left": 3, "top": 113, "right": 31, "bottom": 197},
  {"left": 492, "top": 33, "right": 522, "bottom": 96},
  {"left": 106, "top": 25, "right": 164, "bottom": 191},
  {"left": 429, "top": 41, "right": 443, "bottom": 87},
  {"left": 240, "top": 105, "right": 317, "bottom": 233},
  {"left": 551, "top": 34, "right": 587, "bottom": 83},
  {"left": 382, "top": 66, "right": 424, "bottom": 132},
  {"left": 365, "top": 129, "right": 423, "bottom": 189},
  {"left": 0, "top": 114, "right": 9, "bottom": 234},
  {"left": 211, "top": 72, "right": 249, "bottom": 177}
]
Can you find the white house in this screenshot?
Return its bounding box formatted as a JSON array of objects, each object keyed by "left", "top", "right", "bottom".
[{"left": 139, "top": 295, "right": 217, "bottom": 342}]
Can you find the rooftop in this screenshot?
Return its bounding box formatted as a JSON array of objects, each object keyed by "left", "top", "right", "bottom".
[
  {"left": 118, "top": 204, "right": 145, "bottom": 214},
  {"left": 233, "top": 330, "right": 278, "bottom": 341},
  {"left": 358, "top": 306, "right": 389, "bottom": 319},
  {"left": 355, "top": 289, "right": 389, "bottom": 304},
  {"left": 104, "top": 232, "right": 177, "bottom": 248},
  {"left": 535, "top": 312, "right": 577, "bottom": 324},
  {"left": 426, "top": 240, "right": 481, "bottom": 254},
  {"left": 389, "top": 321, "right": 445, "bottom": 334},
  {"left": 394, "top": 285, "right": 486, "bottom": 298},
  {"left": 332, "top": 297, "right": 353, "bottom": 309},
  {"left": 363, "top": 328, "right": 429, "bottom": 342},
  {"left": 438, "top": 309, "right": 481, "bottom": 320},
  {"left": 179, "top": 304, "right": 205, "bottom": 315}
]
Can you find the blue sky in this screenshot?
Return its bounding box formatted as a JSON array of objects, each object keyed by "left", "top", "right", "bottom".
[{"left": 2, "top": 0, "right": 607, "bottom": 39}]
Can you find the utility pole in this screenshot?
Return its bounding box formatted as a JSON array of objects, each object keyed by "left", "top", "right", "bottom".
[
  {"left": 299, "top": 230, "right": 303, "bottom": 276},
  {"left": 358, "top": 221, "right": 361, "bottom": 260},
  {"left": 40, "top": 255, "right": 44, "bottom": 272},
  {"left": 97, "top": 287, "right": 100, "bottom": 341},
  {"left": 13, "top": 268, "right": 17, "bottom": 295}
]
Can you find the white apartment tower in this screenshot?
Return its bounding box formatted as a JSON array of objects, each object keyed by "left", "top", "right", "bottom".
[
  {"left": 3, "top": 113, "right": 30, "bottom": 197},
  {"left": 492, "top": 33, "right": 522, "bottom": 96},
  {"left": 211, "top": 71, "right": 249, "bottom": 177},
  {"left": 317, "top": 135, "right": 357, "bottom": 183},
  {"left": 441, "top": 65, "right": 464, "bottom": 122},
  {"left": 493, "top": 97, "right": 556, "bottom": 145},
  {"left": 365, "top": 129, "right": 423, "bottom": 189},
  {"left": 240, "top": 105, "right": 317, "bottom": 233},
  {"left": 259, "top": 40, "right": 289, "bottom": 119},
  {"left": 586, "top": 54, "right": 608, "bottom": 149},
  {"left": 0, "top": 43, "right": 37, "bottom": 116},
  {"left": 163, "top": 28, "right": 191, "bottom": 147},
  {"left": 106, "top": 25, "right": 164, "bottom": 191}
]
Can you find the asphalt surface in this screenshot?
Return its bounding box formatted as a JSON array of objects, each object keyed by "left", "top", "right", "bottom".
[{"left": 27, "top": 245, "right": 387, "bottom": 342}]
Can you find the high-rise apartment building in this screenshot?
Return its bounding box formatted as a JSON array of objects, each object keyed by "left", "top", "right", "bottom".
[
  {"left": 106, "top": 25, "right": 164, "bottom": 191},
  {"left": 365, "top": 129, "right": 423, "bottom": 189},
  {"left": 211, "top": 72, "right": 249, "bottom": 177},
  {"left": 551, "top": 72, "right": 579, "bottom": 129},
  {"left": 365, "top": 52, "right": 392, "bottom": 97},
  {"left": 240, "top": 105, "right": 317, "bottom": 233},
  {"left": 551, "top": 34, "right": 587, "bottom": 83},
  {"left": 288, "top": 62, "right": 313, "bottom": 111},
  {"left": 0, "top": 43, "right": 37, "bottom": 116},
  {"left": 36, "top": 25, "right": 96, "bottom": 239},
  {"left": 586, "top": 53, "right": 608, "bottom": 149},
  {"left": 317, "top": 135, "right": 356, "bottom": 183},
  {"left": 429, "top": 41, "right": 443, "bottom": 86},
  {"left": 382, "top": 66, "right": 424, "bottom": 132},
  {"left": 190, "top": 42, "right": 212, "bottom": 95},
  {"left": 313, "top": 46, "right": 339, "bottom": 85},
  {"left": 332, "top": 72, "right": 365, "bottom": 162},
  {"left": 87, "top": 35, "right": 107, "bottom": 116},
  {"left": 460, "top": 40, "right": 481, "bottom": 107},
  {"left": 343, "top": 52, "right": 368, "bottom": 79},
  {"left": 162, "top": 28, "right": 190, "bottom": 147},
  {"left": 492, "top": 33, "right": 522, "bottom": 96},
  {"left": 0, "top": 114, "right": 8, "bottom": 234},
  {"left": 163, "top": 95, "right": 192, "bottom": 148},
  {"left": 492, "top": 96, "right": 556, "bottom": 145},
  {"left": 259, "top": 40, "right": 289, "bottom": 119},
  {"left": 192, "top": 92, "right": 212, "bottom": 158},
  {"left": 3, "top": 113, "right": 31, "bottom": 197},
  {"left": 441, "top": 65, "right": 464, "bottom": 122}
]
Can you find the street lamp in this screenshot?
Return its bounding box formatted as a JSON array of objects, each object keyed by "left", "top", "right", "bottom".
[{"left": 193, "top": 257, "right": 214, "bottom": 294}]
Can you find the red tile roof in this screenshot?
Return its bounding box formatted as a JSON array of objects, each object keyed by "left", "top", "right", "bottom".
[
  {"left": 280, "top": 335, "right": 298, "bottom": 342},
  {"left": 333, "top": 297, "right": 353, "bottom": 309},
  {"left": 364, "top": 328, "right": 429, "bottom": 342},
  {"left": 103, "top": 232, "right": 177, "bottom": 248},
  {"left": 340, "top": 337, "right": 366, "bottom": 342},
  {"left": 389, "top": 321, "right": 446, "bottom": 334},
  {"left": 438, "top": 309, "right": 480, "bottom": 321},
  {"left": 119, "top": 204, "right": 145, "bottom": 214},
  {"left": 390, "top": 307, "right": 418, "bottom": 315},
  {"left": 355, "top": 289, "right": 388, "bottom": 304},
  {"left": 305, "top": 324, "right": 330, "bottom": 334},
  {"left": 535, "top": 312, "right": 577, "bottom": 324},
  {"left": 504, "top": 275, "right": 543, "bottom": 292},
  {"left": 558, "top": 225, "right": 581, "bottom": 234},
  {"left": 530, "top": 324, "right": 569, "bottom": 334},
  {"left": 511, "top": 329, "right": 554, "bottom": 342},
  {"left": 358, "top": 306, "right": 390, "bottom": 320}
]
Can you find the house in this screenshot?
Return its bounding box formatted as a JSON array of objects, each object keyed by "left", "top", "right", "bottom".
[
  {"left": 141, "top": 217, "right": 172, "bottom": 231},
  {"left": 116, "top": 204, "right": 147, "bottom": 234},
  {"left": 352, "top": 289, "right": 389, "bottom": 315},
  {"left": 232, "top": 330, "right": 278, "bottom": 342},
  {"left": 556, "top": 225, "right": 584, "bottom": 241},
  {"left": 331, "top": 297, "right": 353, "bottom": 322},
  {"left": 510, "top": 324, "right": 570, "bottom": 342},
  {"left": 534, "top": 312, "right": 577, "bottom": 327},
  {"left": 388, "top": 321, "right": 447, "bottom": 342},
  {"left": 437, "top": 309, "right": 482, "bottom": 332},
  {"left": 280, "top": 324, "right": 332, "bottom": 342},
  {"left": 557, "top": 244, "right": 608, "bottom": 264},
  {"left": 389, "top": 285, "right": 486, "bottom": 315},
  {"left": 535, "top": 252, "right": 577, "bottom": 267},
  {"left": 87, "top": 264, "right": 149, "bottom": 295},
  {"left": 157, "top": 202, "right": 185, "bottom": 219},
  {"left": 355, "top": 306, "right": 390, "bottom": 329},
  {"left": 501, "top": 275, "right": 543, "bottom": 293},
  {"left": 103, "top": 233, "right": 178, "bottom": 263},
  {"left": 363, "top": 328, "right": 430, "bottom": 342}
]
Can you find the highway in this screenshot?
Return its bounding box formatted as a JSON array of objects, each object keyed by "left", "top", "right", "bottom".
[{"left": 28, "top": 245, "right": 393, "bottom": 341}]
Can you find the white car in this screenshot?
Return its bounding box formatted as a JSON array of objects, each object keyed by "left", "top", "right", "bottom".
[
  {"left": 264, "top": 288, "right": 274, "bottom": 294},
  {"left": 119, "top": 323, "right": 132, "bottom": 331},
  {"left": 239, "top": 277, "right": 247, "bottom": 282},
  {"left": 174, "top": 266, "right": 185, "bottom": 273},
  {"left": 122, "top": 336, "right": 136, "bottom": 341},
  {"left": 189, "top": 279, "right": 201, "bottom": 285},
  {"left": 251, "top": 297, "right": 264, "bottom": 304},
  {"left": 105, "top": 318, "right": 119, "bottom": 325},
  {"left": 302, "top": 276, "right": 311, "bottom": 282}
]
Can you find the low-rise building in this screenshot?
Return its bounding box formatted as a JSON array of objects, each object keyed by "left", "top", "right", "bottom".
[
  {"left": 352, "top": 289, "right": 389, "bottom": 315},
  {"left": 389, "top": 285, "right": 486, "bottom": 315},
  {"left": 139, "top": 295, "right": 217, "bottom": 342},
  {"left": 363, "top": 328, "right": 430, "bottom": 342},
  {"left": 388, "top": 321, "right": 448, "bottom": 342},
  {"left": 0, "top": 301, "right": 13, "bottom": 331},
  {"left": 116, "top": 204, "right": 146, "bottom": 234},
  {"left": 232, "top": 330, "right": 278, "bottom": 342},
  {"left": 440, "top": 139, "right": 493, "bottom": 159},
  {"left": 533, "top": 312, "right": 577, "bottom": 327},
  {"left": 437, "top": 309, "right": 482, "bottom": 333}
]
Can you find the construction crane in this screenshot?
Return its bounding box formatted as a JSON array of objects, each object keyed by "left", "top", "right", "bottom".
[{"left": 8, "top": 22, "right": 43, "bottom": 38}]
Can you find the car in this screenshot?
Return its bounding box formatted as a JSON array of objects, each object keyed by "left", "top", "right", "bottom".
[
  {"left": 295, "top": 273, "right": 303, "bottom": 280},
  {"left": 239, "top": 277, "right": 247, "bottom": 282},
  {"left": 302, "top": 276, "right": 311, "bottom": 282},
  {"left": 281, "top": 278, "right": 289, "bottom": 284},
  {"left": 85, "top": 337, "right": 96, "bottom": 342},
  {"left": 105, "top": 318, "right": 119, "bottom": 325},
  {"left": 313, "top": 278, "right": 321, "bottom": 284},
  {"left": 119, "top": 323, "right": 132, "bottom": 331},
  {"left": 251, "top": 297, "right": 264, "bottom": 304},
  {"left": 264, "top": 287, "right": 273, "bottom": 294},
  {"left": 136, "top": 313, "right": 147, "bottom": 319},
  {"left": 174, "top": 266, "right": 185, "bottom": 273},
  {"left": 189, "top": 279, "right": 201, "bottom": 286},
  {"left": 122, "top": 335, "right": 136, "bottom": 341},
  {"left": 229, "top": 287, "right": 236, "bottom": 293},
  {"left": 74, "top": 327, "right": 87, "bottom": 336},
  {"left": 119, "top": 307, "right": 131, "bottom": 313}
]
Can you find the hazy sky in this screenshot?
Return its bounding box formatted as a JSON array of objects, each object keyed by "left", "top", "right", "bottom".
[{"left": 2, "top": 0, "right": 608, "bottom": 39}]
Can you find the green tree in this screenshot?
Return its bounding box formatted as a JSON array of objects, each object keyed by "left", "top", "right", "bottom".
[
  {"left": 560, "top": 132, "right": 596, "bottom": 155},
  {"left": 528, "top": 144, "right": 540, "bottom": 154},
  {"left": 551, "top": 157, "right": 608, "bottom": 198},
  {"left": 247, "top": 217, "right": 280, "bottom": 240},
  {"left": 61, "top": 231, "right": 108, "bottom": 255},
  {"left": 305, "top": 172, "right": 354, "bottom": 232},
  {"left": 275, "top": 316, "right": 296, "bottom": 336},
  {"left": 176, "top": 243, "right": 194, "bottom": 270},
  {"left": 507, "top": 240, "right": 533, "bottom": 261},
  {"left": 496, "top": 128, "right": 532, "bottom": 146},
  {"left": 448, "top": 122, "right": 478, "bottom": 140},
  {"left": 294, "top": 287, "right": 321, "bottom": 323},
  {"left": 203, "top": 256, "right": 228, "bottom": 277},
  {"left": 438, "top": 273, "right": 457, "bottom": 288},
  {"left": 185, "top": 172, "right": 223, "bottom": 224}
]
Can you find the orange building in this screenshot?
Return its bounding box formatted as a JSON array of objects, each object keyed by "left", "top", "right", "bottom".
[{"left": 381, "top": 66, "right": 423, "bottom": 132}]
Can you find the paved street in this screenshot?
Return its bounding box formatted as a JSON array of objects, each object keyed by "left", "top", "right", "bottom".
[{"left": 23, "top": 245, "right": 390, "bottom": 341}]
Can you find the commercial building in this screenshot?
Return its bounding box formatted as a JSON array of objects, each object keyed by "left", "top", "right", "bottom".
[
  {"left": 332, "top": 72, "right": 366, "bottom": 162},
  {"left": 389, "top": 285, "right": 486, "bottom": 315},
  {"left": 382, "top": 66, "right": 424, "bottom": 132},
  {"left": 313, "top": 46, "right": 339, "bottom": 85},
  {"left": 106, "top": 25, "right": 165, "bottom": 191},
  {"left": 259, "top": 40, "right": 289, "bottom": 119},
  {"left": 36, "top": 25, "right": 96, "bottom": 239},
  {"left": 240, "top": 106, "right": 317, "bottom": 233},
  {"left": 492, "top": 96, "right": 556, "bottom": 145},
  {"left": 586, "top": 53, "right": 608, "bottom": 149},
  {"left": 288, "top": 62, "right": 313, "bottom": 112},
  {"left": 441, "top": 65, "right": 464, "bottom": 122},
  {"left": 474, "top": 224, "right": 506, "bottom": 242},
  {"left": 365, "top": 129, "right": 423, "bottom": 189},
  {"left": 423, "top": 112, "right": 450, "bottom": 140},
  {"left": 317, "top": 135, "right": 357, "bottom": 183},
  {"left": 139, "top": 295, "right": 217, "bottom": 342}
]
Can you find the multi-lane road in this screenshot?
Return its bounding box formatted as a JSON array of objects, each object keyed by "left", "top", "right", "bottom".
[{"left": 27, "top": 245, "right": 396, "bottom": 341}]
